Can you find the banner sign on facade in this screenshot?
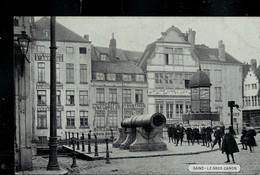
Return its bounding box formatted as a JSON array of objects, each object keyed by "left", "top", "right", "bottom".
[
  {"left": 37, "top": 105, "right": 64, "bottom": 111},
  {"left": 36, "top": 83, "right": 63, "bottom": 89},
  {"left": 35, "top": 53, "right": 64, "bottom": 62},
  {"left": 148, "top": 89, "right": 190, "bottom": 96},
  {"left": 93, "top": 103, "right": 120, "bottom": 110}
]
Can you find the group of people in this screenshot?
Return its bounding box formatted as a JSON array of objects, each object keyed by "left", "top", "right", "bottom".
[{"left": 167, "top": 124, "right": 258, "bottom": 163}]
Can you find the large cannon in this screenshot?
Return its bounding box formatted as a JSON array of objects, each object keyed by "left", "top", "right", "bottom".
[{"left": 114, "top": 113, "right": 167, "bottom": 152}]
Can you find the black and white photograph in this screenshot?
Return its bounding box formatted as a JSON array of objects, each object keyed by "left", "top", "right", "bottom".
[{"left": 12, "top": 16, "right": 260, "bottom": 174}]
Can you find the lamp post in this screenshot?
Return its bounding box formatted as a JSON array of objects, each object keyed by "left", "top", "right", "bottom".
[{"left": 47, "top": 16, "right": 60, "bottom": 170}]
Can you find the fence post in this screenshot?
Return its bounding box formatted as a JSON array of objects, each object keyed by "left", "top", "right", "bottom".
[
  {"left": 88, "top": 130, "right": 91, "bottom": 154},
  {"left": 81, "top": 133, "right": 85, "bottom": 152},
  {"left": 77, "top": 132, "right": 80, "bottom": 150},
  {"left": 94, "top": 134, "right": 99, "bottom": 156},
  {"left": 65, "top": 132, "right": 67, "bottom": 145},
  {"left": 105, "top": 138, "right": 111, "bottom": 164},
  {"left": 110, "top": 128, "right": 114, "bottom": 141},
  {"left": 237, "top": 123, "right": 239, "bottom": 134},
  {"left": 68, "top": 132, "right": 71, "bottom": 147},
  {"left": 71, "top": 137, "right": 77, "bottom": 168}
]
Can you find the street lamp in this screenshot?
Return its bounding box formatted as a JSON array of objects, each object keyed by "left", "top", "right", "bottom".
[{"left": 17, "top": 31, "right": 31, "bottom": 56}]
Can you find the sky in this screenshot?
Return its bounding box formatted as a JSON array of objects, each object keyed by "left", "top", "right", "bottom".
[{"left": 36, "top": 17, "right": 260, "bottom": 65}]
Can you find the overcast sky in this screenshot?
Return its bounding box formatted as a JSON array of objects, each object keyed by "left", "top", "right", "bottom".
[{"left": 36, "top": 17, "right": 260, "bottom": 65}]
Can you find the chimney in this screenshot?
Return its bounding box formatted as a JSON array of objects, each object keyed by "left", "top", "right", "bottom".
[
  {"left": 218, "top": 40, "right": 225, "bottom": 61},
  {"left": 84, "top": 35, "right": 89, "bottom": 41},
  {"left": 250, "top": 59, "right": 257, "bottom": 71},
  {"left": 188, "top": 28, "right": 196, "bottom": 50},
  {"left": 109, "top": 33, "right": 117, "bottom": 61}
]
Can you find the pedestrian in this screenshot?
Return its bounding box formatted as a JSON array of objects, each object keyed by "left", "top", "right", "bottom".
[
  {"left": 172, "top": 124, "right": 178, "bottom": 144},
  {"left": 193, "top": 125, "right": 200, "bottom": 145},
  {"left": 240, "top": 127, "right": 247, "bottom": 150},
  {"left": 212, "top": 127, "right": 223, "bottom": 150},
  {"left": 221, "top": 126, "right": 239, "bottom": 163},
  {"left": 186, "top": 125, "right": 193, "bottom": 146},
  {"left": 200, "top": 124, "right": 207, "bottom": 146},
  {"left": 245, "top": 126, "right": 257, "bottom": 153},
  {"left": 167, "top": 125, "right": 174, "bottom": 143},
  {"left": 176, "top": 124, "right": 185, "bottom": 146},
  {"left": 206, "top": 125, "right": 213, "bottom": 147},
  {"left": 220, "top": 124, "right": 225, "bottom": 136}
]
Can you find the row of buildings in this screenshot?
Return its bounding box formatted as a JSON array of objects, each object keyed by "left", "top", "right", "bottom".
[{"left": 14, "top": 16, "right": 259, "bottom": 170}]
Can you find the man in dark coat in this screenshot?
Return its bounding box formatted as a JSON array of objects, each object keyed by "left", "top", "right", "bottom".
[
  {"left": 176, "top": 124, "right": 185, "bottom": 146},
  {"left": 206, "top": 125, "right": 213, "bottom": 147},
  {"left": 222, "top": 126, "right": 239, "bottom": 163},
  {"left": 167, "top": 125, "right": 174, "bottom": 143},
  {"left": 220, "top": 124, "right": 225, "bottom": 137},
  {"left": 200, "top": 124, "right": 207, "bottom": 146},
  {"left": 186, "top": 125, "right": 193, "bottom": 145},
  {"left": 172, "top": 124, "right": 178, "bottom": 144},
  {"left": 245, "top": 127, "right": 257, "bottom": 153},
  {"left": 193, "top": 126, "right": 200, "bottom": 145},
  {"left": 212, "top": 127, "right": 223, "bottom": 150},
  {"left": 240, "top": 127, "right": 247, "bottom": 150}
]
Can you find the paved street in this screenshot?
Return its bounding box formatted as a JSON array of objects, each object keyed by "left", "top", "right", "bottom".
[{"left": 54, "top": 134, "right": 260, "bottom": 175}]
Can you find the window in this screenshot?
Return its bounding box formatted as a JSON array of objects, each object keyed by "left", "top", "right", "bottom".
[
  {"left": 155, "top": 73, "right": 164, "bottom": 84},
  {"left": 107, "top": 73, "right": 116, "bottom": 81},
  {"left": 166, "top": 103, "right": 174, "bottom": 118},
  {"left": 252, "top": 96, "right": 256, "bottom": 106},
  {"left": 37, "top": 45, "right": 45, "bottom": 52},
  {"left": 79, "top": 91, "right": 88, "bottom": 105},
  {"left": 136, "top": 75, "right": 145, "bottom": 82},
  {"left": 123, "top": 74, "right": 132, "bottom": 81},
  {"left": 165, "top": 54, "right": 169, "bottom": 65},
  {"left": 66, "top": 90, "right": 75, "bottom": 105},
  {"left": 174, "top": 55, "right": 183, "bottom": 65},
  {"left": 80, "top": 111, "right": 88, "bottom": 127},
  {"left": 165, "top": 73, "right": 173, "bottom": 84},
  {"left": 215, "top": 87, "right": 222, "bottom": 101},
  {"left": 165, "top": 48, "right": 173, "bottom": 54},
  {"left": 56, "top": 63, "right": 60, "bottom": 82},
  {"left": 203, "top": 69, "right": 210, "bottom": 78},
  {"left": 96, "top": 111, "right": 105, "bottom": 128},
  {"left": 123, "top": 89, "right": 131, "bottom": 103},
  {"left": 57, "top": 111, "right": 62, "bottom": 128},
  {"left": 108, "top": 111, "right": 117, "bottom": 127},
  {"left": 79, "top": 47, "right": 87, "bottom": 54},
  {"left": 135, "top": 89, "right": 143, "bottom": 103},
  {"left": 185, "top": 102, "right": 191, "bottom": 113},
  {"left": 156, "top": 102, "right": 164, "bottom": 114},
  {"left": 96, "top": 88, "right": 105, "bottom": 102},
  {"left": 215, "top": 70, "right": 222, "bottom": 83},
  {"left": 96, "top": 73, "right": 105, "bottom": 81},
  {"left": 38, "top": 63, "right": 45, "bottom": 82},
  {"left": 101, "top": 54, "right": 107, "bottom": 61},
  {"left": 109, "top": 89, "right": 117, "bottom": 102},
  {"left": 66, "top": 47, "right": 74, "bottom": 54},
  {"left": 258, "top": 96, "right": 260, "bottom": 106},
  {"left": 37, "top": 111, "right": 47, "bottom": 128},
  {"left": 66, "top": 63, "right": 74, "bottom": 83},
  {"left": 252, "top": 84, "right": 257, "bottom": 89},
  {"left": 37, "top": 90, "right": 46, "bottom": 105},
  {"left": 176, "top": 104, "right": 183, "bottom": 116},
  {"left": 80, "top": 64, "right": 88, "bottom": 83},
  {"left": 56, "top": 90, "right": 61, "bottom": 105},
  {"left": 175, "top": 48, "right": 183, "bottom": 55},
  {"left": 66, "top": 111, "right": 75, "bottom": 127}
]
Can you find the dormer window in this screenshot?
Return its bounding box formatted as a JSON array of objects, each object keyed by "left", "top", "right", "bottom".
[
  {"left": 96, "top": 73, "right": 105, "bottom": 81},
  {"left": 107, "top": 73, "right": 116, "bottom": 81},
  {"left": 101, "top": 54, "right": 107, "bottom": 61},
  {"left": 136, "top": 75, "right": 145, "bottom": 82},
  {"left": 123, "top": 74, "right": 132, "bottom": 81},
  {"left": 175, "top": 48, "right": 183, "bottom": 55}
]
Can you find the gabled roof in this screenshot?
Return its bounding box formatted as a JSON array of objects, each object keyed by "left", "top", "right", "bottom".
[
  {"left": 92, "top": 61, "right": 144, "bottom": 74},
  {"left": 137, "top": 42, "right": 156, "bottom": 71},
  {"left": 123, "top": 50, "right": 143, "bottom": 63},
  {"left": 194, "top": 45, "right": 242, "bottom": 65},
  {"left": 33, "top": 17, "right": 89, "bottom": 43}
]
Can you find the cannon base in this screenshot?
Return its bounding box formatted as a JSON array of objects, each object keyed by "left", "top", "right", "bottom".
[
  {"left": 120, "top": 128, "right": 136, "bottom": 150},
  {"left": 129, "top": 127, "right": 167, "bottom": 152},
  {"left": 113, "top": 128, "right": 126, "bottom": 148}
]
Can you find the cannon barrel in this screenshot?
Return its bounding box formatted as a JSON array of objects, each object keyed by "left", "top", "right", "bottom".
[{"left": 121, "top": 113, "right": 166, "bottom": 129}]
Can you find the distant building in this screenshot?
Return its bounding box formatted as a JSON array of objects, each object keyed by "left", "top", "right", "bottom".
[
  {"left": 31, "top": 17, "right": 92, "bottom": 142},
  {"left": 90, "top": 35, "right": 147, "bottom": 132},
  {"left": 242, "top": 59, "right": 260, "bottom": 127},
  {"left": 137, "top": 26, "right": 243, "bottom": 128}
]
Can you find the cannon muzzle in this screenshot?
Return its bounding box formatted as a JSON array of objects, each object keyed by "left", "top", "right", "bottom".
[{"left": 121, "top": 113, "right": 166, "bottom": 129}]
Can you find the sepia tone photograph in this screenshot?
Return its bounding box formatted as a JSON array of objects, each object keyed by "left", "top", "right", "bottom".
[{"left": 13, "top": 16, "right": 260, "bottom": 174}]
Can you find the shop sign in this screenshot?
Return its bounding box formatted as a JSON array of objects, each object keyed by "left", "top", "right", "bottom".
[
  {"left": 37, "top": 105, "right": 64, "bottom": 111},
  {"left": 93, "top": 103, "right": 119, "bottom": 110},
  {"left": 35, "top": 53, "right": 64, "bottom": 62},
  {"left": 148, "top": 89, "right": 190, "bottom": 96},
  {"left": 36, "top": 83, "right": 63, "bottom": 89},
  {"left": 123, "top": 103, "right": 145, "bottom": 108}
]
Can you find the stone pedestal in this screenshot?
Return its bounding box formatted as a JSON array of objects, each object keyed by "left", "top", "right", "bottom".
[
  {"left": 120, "top": 128, "right": 136, "bottom": 150},
  {"left": 129, "top": 127, "right": 167, "bottom": 152},
  {"left": 113, "top": 128, "right": 126, "bottom": 148}
]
